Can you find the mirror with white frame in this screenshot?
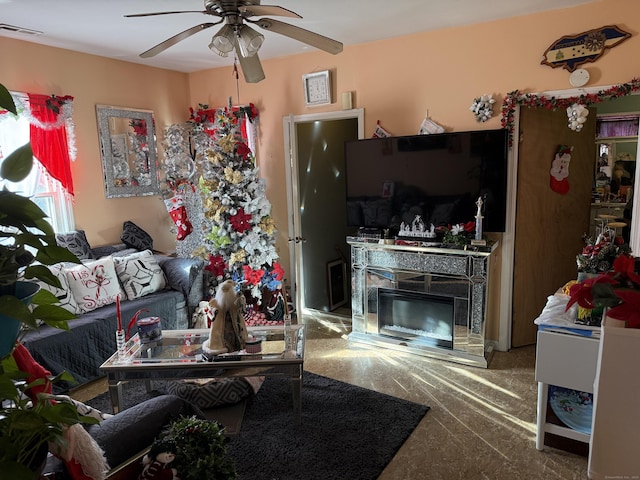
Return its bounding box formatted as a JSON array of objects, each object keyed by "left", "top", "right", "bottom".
[{"left": 96, "top": 105, "right": 159, "bottom": 198}]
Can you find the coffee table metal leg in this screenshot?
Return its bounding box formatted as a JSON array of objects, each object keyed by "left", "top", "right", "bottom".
[
  {"left": 107, "top": 374, "right": 123, "bottom": 414},
  {"left": 291, "top": 373, "right": 302, "bottom": 424}
]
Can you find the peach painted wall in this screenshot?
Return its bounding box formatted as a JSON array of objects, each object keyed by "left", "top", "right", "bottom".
[
  {"left": 188, "top": 0, "right": 640, "bottom": 278},
  {"left": 3, "top": 0, "right": 640, "bottom": 278},
  {"left": 1, "top": 37, "right": 190, "bottom": 253}
]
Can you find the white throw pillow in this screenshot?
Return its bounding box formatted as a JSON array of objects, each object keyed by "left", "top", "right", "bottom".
[
  {"left": 64, "top": 257, "right": 123, "bottom": 313},
  {"left": 32, "top": 264, "right": 81, "bottom": 314},
  {"left": 113, "top": 250, "right": 167, "bottom": 300}
]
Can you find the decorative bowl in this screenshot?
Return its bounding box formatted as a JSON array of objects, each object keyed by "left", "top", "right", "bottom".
[{"left": 548, "top": 385, "right": 593, "bottom": 434}]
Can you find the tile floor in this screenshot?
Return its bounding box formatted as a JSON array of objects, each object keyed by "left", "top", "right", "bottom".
[
  {"left": 300, "top": 312, "right": 589, "bottom": 480},
  {"left": 74, "top": 312, "right": 589, "bottom": 479}
]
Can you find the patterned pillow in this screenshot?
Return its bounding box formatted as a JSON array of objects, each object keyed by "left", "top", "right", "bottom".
[
  {"left": 113, "top": 250, "right": 167, "bottom": 300},
  {"left": 120, "top": 221, "right": 153, "bottom": 251},
  {"left": 55, "top": 230, "right": 95, "bottom": 260},
  {"left": 64, "top": 257, "right": 123, "bottom": 313},
  {"left": 30, "top": 264, "right": 81, "bottom": 314}
]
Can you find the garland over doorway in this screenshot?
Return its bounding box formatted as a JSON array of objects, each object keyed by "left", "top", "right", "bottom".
[{"left": 501, "top": 77, "right": 640, "bottom": 146}]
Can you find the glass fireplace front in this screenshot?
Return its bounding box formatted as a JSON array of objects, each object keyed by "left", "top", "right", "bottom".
[{"left": 378, "top": 288, "right": 454, "bottom": 349}]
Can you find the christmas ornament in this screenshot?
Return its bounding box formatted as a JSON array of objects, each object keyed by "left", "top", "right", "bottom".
[
  {"left": 164, "top": 191, "right": 193, "bottom": 240},
  {"left": 470, "top": 94, "right": 496, "bottom": 122},
  {"left": 550, "top": 145, "right": 573, "bottom": 194},
  {"left": 567, "top": 103, "right": 589, "bottom": 131},
  {"left": 372, "top": 120, "right": 391, "bottom": 138}
]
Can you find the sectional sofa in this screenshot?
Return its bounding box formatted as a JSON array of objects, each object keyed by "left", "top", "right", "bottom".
[{"left": 20, "top": 235, "right": 205, "bottom": 393}]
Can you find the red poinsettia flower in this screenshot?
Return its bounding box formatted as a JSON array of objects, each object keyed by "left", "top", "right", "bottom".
[
  {"left": 189, "top": 106, "right": 216, "bottom": 126},
  {"left": 248, "top": 103, "right": 258, "bottom": 120},
  {"left": 230, "top": 208, "right": 252, "bottom": 233},
  {"left": 272, "top": 262, "right": 285, "bottom": 281},
  {"left": 605, "top": 289, "right": 640, "bottom": 328},
  {"left": 236, "top": 141, "right": 251, "bottom": 161},
  {"left": 463, "top": 221, "right": 475, "bottom": 233},
  {"left": 566, "top": 275, "right": 618, "bottom": 310},
  {"left": 609, "top": 254, "right": 640, "bottom": 287},
  {"left": 204, "top": 254, "right": 227, "bottom": 278},
  {"left": 129, "top": 119, "right": 147, "bottom": 137},
  {"left": 243, "top": 265, "right": 265, "bottom": 285}
]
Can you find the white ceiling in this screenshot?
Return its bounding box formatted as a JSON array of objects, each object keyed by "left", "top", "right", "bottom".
[{"left": 1, "top": 0, "right": 596, "bottom": 73}]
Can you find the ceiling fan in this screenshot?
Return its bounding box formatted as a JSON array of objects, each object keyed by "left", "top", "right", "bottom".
[{"left": 126, "top": 0, "right": 343, "bottom": 83}]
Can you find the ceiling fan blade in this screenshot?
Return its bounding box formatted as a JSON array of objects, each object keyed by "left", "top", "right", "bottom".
[
  {"left": 233, "top": 37, "right": 265, "bottom": 83},
  {"left": 254, "top": 18, "right": 343, "bottom": 55},
  {"left": 140, "top": 22, "right": 220, "bottom": 58},
  {"left": 125, "top": 11, "right": 208, "bottom": 18},
  {"left": 239, "top": 5, "right": 302, "bottom": 19}
]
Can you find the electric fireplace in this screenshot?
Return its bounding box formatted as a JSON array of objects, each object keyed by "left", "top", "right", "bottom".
[
  {"left": 378, "top": 288, "right": 454, "bottom": 349},
  {"left": 347, "top": 237, "right": 497, "bottom": 368}
]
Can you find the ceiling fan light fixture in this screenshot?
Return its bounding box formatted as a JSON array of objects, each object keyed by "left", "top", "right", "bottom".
[
  {"left": 209, "top": 24, "right": 235, "bottom": 56},
  {"left": 236, "top": 25, "right": 264, "bottom": 57}
]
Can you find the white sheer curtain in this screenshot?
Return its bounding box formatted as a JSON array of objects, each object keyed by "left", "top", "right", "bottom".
[{"left": 0, "top": 93, "right": 75, "bottom": 233}]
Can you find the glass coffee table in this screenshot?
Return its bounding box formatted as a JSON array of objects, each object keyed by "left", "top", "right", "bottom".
[{"left": 100, "top": 325, "right": 305, "bottom": 422}]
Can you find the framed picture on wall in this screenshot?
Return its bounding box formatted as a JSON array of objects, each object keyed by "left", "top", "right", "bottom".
[
  {"left": 381, "top": 181, "right": 394, "bottom": 198},
  {"left": 327, "top": 259, "right": 348, "bottom": 311}
]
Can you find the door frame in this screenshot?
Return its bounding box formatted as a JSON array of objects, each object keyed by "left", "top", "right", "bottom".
[
  {"left": 503, "top": 85, "right": 640, "bottom": 351},
  {"left": 283, "top": 109, "right": 365, "bottom": 314}
]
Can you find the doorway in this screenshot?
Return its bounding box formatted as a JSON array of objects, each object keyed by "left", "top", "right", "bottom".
[
  {"left": 507, "top": 91, "right": 640, "bottom": 347},
  {"left": 283, "top": 109, "right": 364, "bottom": 316}
]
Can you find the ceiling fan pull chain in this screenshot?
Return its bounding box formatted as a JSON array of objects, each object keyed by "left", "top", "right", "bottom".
[{"left": 233, "top": 57, "right": 240, "bottom": 105}]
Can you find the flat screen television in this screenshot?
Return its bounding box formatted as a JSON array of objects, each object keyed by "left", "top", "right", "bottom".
[{"left": 344, "top": 128, "right": 509, "bottom": 233}]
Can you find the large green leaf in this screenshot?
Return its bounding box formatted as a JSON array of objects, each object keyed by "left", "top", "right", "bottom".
[
  {"left": 31, "top": 304, "right": 74, "bottom": 328},
  {"left": 34, "top": 245, "right": 80, "bottom": 266},
  {"left": 0, "top": 83, "right": 16, "bottom": 115},
  {"left": 23, "top": 265, "right": 60, "bottom": 289},
  {"left": 0, "top": 295, "right": 33, "bottom": 326},
  {"left": 0, "top": 190, "right": 49, "bottom": 226},
  {"left": 0, "top": 144, "right": 33, "bottom": 182}
]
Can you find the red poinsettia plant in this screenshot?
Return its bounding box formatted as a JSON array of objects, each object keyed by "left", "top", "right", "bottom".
[{"left": 566, "top": 254, "right": 640, "bottom": 328}]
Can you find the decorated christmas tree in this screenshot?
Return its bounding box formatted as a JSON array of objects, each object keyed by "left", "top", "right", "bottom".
[{"left": 162, "top": 100, "right": 285, "bottom": 319}]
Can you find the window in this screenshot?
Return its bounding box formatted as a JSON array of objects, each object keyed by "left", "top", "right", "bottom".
[{"left": 0, "top": 93, "right": 74, "bottom": 233}]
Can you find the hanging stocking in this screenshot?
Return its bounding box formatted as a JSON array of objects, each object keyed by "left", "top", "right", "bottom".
[
  {"left": 164, "top": 191, "right": 193, "bottom": 240},
  {"left": 372, "top": 120, "right": 392, "bottom": 138},
  {"left": 550, "top": 145, "right": 572, "bottom": 194}
]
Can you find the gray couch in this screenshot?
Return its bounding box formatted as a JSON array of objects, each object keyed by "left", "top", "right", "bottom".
[{"left": 21, "top": 246, "right": 205, "bottom": 393}]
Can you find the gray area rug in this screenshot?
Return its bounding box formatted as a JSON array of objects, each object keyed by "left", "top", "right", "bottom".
[{"left": 87, "top": 372, "right": 429, "bottom": 480}]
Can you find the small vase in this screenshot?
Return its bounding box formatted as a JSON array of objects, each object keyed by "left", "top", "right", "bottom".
[{"left": 0, "top": 282, "right": 39, "bottom": 358}]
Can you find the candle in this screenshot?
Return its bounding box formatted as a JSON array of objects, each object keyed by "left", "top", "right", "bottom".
[{"left": 116, "top": 295, "right": 122, "bottom": 331}]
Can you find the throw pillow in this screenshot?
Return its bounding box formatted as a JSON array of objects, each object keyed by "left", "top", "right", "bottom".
[
  {"left": 113, "top": 250, "right": 167, "bottom": 300},
  {"left": 64, "top": 257, "right": 123, "bottom": 313},
  {"left": 30, "top": 263, "right": 81, "bottom": 314},
  {"left": 55, "top": 230, "right": 95, "bottom": 260},
  {"left": 120, "top": 221, "right": 153, "bottom": 251}
]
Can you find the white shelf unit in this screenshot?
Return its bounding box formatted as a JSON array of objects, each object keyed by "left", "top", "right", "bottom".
[{"left": 534, "top": 330, "right": 600, "bottom": 450}]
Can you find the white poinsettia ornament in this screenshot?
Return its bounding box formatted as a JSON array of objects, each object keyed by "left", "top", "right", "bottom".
[
  {"left": 567, "top": 103, "right": 589, "bottom": 131},
  {"left": 470, "top": 94, "right": 496, "bottom": 122}
]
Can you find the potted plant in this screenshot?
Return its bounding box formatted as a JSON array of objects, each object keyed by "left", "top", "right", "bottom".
[
  {"left": 155, "top": 415, "right": 237, "bottom": 480},
  {"left": 566, "top": 253, "right": 640, "bottom": 328},
  {"left": 0, "top": 82, "right": 95, "bottom": 479}
]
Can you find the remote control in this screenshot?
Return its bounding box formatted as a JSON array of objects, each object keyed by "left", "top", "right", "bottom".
[{"left": 213, "top": 354, "right": 242, "bottom": 362}]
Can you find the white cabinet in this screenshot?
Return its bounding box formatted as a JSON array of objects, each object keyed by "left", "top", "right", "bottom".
[
  {"left": 588, "top": 323, "right": 640, "bottom": 479},
  {"left": 535, "top": 330, "right": 600, "bottom": 450}
]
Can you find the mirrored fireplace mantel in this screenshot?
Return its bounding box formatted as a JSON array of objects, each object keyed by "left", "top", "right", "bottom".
[{"left": 347, "top": 237, "right": 498, "bottom": 368}]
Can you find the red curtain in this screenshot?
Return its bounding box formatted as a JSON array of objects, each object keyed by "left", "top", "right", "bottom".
[{"left": 27, "top": 93, "right": 75, "bottom": 196}]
